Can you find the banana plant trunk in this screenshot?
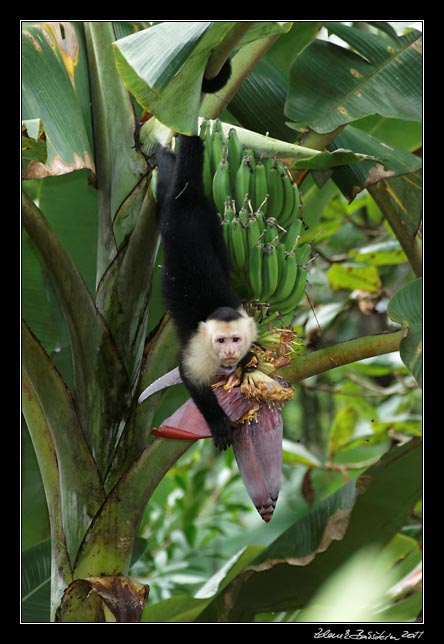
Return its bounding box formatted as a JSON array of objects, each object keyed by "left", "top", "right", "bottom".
[{"left": 21, "top": 21, "right": 193, "bottom": 621}]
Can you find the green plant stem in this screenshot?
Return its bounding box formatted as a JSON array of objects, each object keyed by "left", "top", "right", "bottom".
[
  {"left": 201, "top": 34, "right": 282, "bottom": 120},
  {"left": 301, "top": 125, "right": 346, "bottom": 151},
  {"left": 203, "top": 22, "right": 256, "bottom": 81},
  {"left": 279, "top": 330, "right": 405, "bottom": 384},
  {"left": 74, "top": 438, "right": 190, "bottom": 579},
  {"left": 368, "top": 182, "right": 422, "bottom": 278}
]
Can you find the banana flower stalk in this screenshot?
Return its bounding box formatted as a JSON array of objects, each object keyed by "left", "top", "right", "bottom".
[{"left": 139, "top": 342, "right": 295, "bottom": 522}]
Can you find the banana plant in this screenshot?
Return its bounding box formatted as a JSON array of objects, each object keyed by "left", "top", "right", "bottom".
[{"left": 22, "top": 21, "right": 422, "bottom": 622}]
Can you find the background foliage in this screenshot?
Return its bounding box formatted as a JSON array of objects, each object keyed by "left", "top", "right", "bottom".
[{"left": 22, "top": 20, "right": 422, "bottom": 623}]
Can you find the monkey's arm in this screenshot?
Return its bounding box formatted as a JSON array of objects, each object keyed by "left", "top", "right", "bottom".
[{"left": 179, "top": 364, "right": 234, "bottom": 451}]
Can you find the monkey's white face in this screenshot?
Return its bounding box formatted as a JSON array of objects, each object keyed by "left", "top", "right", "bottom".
[
  {"left": 212, "top": 332, "right": 246, "bottom": 366},
  {"left": 183, "top": 313, "right": 257, "bottom": 385},
  {"left": 207, "top": 317, "right": 257, "bottom": 367}
]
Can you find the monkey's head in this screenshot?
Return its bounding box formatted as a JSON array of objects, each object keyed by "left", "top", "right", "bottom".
[{"left": 205, "top": 307, "right": 257, "bottom": 368}]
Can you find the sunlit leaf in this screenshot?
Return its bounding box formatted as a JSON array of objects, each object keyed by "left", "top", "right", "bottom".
[
  {"left": 327, "top": 406, "right": 358, "bottom": 458},
  {"left": 327, "top": 263, "right": 382, "bottom": 292},
  {"left": 349, "top": 239, "right": 407, "bottom": 265},
  {"left": 282, "top": 439, "right": 322, "bottom": 468},
  {"left": 296, "top": 546, "right": 395, "bottom": 622}
]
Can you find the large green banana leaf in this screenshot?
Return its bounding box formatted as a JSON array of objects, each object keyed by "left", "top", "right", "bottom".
[
  {"left": 141, "top": 439, "right": 420, "bottom": 621},
  {"left": 22, "top": 22, "right": 94, "bottom": 178},
  {"left": 227, "top": 22, "right": 321, "bottom": 141},
  {"left": 286, "top": 22, "right": 422, "bottom": 133},
  {"left": 113, "top": 21, "right": 292, "bottom": 134},
  {"left": 388, "top": 278, "right": 422, "bottom": 388},
  {"left": 329, "top": 124, "right": 422, "bottom": 201}
]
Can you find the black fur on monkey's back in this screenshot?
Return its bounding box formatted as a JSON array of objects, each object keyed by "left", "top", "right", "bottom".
[{"left": 156, "top": 134, "right": 242, "bottom": 343}]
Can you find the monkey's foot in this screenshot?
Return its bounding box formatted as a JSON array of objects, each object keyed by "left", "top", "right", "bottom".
[{"left": 211, "top": 419, "right": 235, "bottom": 451}]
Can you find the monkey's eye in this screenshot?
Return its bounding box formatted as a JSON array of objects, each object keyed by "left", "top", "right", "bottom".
[
  {"left": 232, "top": 337, "right": 241, "bottom": 343},
  {"left": 217, "top": 338, "right": 225, "bottom": 344}
]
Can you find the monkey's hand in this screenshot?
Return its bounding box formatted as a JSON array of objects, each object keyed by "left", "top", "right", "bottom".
[{"left": 210, "top": 416, "right": 236, "bottom": 451}]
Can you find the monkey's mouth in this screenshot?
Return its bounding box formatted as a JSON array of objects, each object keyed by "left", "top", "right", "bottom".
[{"left": 221, "top": 358, "right": 238, "bottom": 367}]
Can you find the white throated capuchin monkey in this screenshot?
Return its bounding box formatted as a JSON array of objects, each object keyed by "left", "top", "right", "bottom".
[{"left": 154, "top": 60, "right": 257, "bottom": 450}]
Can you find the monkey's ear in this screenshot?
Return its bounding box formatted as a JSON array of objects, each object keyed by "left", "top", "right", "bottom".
[
  {"left": 246, "top": 317, "right": 258, "bottom": 343},
  {"left": 198, "top": 320, "right": 208, "bottom": 334},
  {"left": 198, "top": 321, "right": 212, "bottom": 343}
]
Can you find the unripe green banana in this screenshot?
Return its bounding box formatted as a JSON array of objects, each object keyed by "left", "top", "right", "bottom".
[
  {"left": 238, "top": 206, "right": 249, "bottom": 228},
  {"left": 235, "top": 157, "right": 252, "bottom": 212},
  {"left": 264, "top": 217, "right": 280, "bottom": 245},
  {"left": 211, "top": 129, "right": 226, "bottom": 175},
  {"left": 269, "top": 251, "right": 299, "bottom": 305},
  {"left": 292, "top": 181, "right": 302, "bottom": 216},
  {"left": 230, "top": 216, "right": 247, "bottom": 273},
  {"left": 248, "top": 242, "right": 264, "bottom": 300},
  {"left": 261, "top": 243, "right": 279, "bottom": 302},
  {"left": 284, "top": 219, "right": 304, "bottom": 253},
  {"left": 201, "top": 121, "right": 213, "bottom": 197},
  {"left": 212, "top": 118, "right": 223, "bottom": 134},
  {"left": 224, "top": 203, "right": 235, "bottom": 223},
  {"left": 278, "top": 267, "right": 307, "bottom": 315},
  {"left": 212, "top": 159, "right": 231, "bottom": 215},
  {"left": 242, "top": 148, "right": 256, "bottom": 168},
  {"left": 242, "top": 148, "right": 256, "bottom": 202},
  {"left": 228, "top": 128, "right": 243, "bottom": 189},
  {"left": 267, "top": 165, "right": 284, "bottom": 220},
  {"left": 255, "top": 210, "right": 266, "bottom": 232},
  {"left": 276, "top": 242, "right": 286, "bottom": 278},
  {"left": 222, "top": 202, "right": 235, "bottom": 250},
  {"left": 294, "top": 243, "right": 311, "bottom": 265},
  {"left": 247, "top": 213, "right": 265, "bottom": 249},
  {"left": 199, "top": 118, "right": 208, "bottom": 138},
  {"left": 254, "top": 161, "right": 268, "bottom": 215},
  {"left": 262, "top": 157, "right": 275, "bottom": 173},
  {"left": 279, "top": 171, "right": 296, "bottom": 228}
]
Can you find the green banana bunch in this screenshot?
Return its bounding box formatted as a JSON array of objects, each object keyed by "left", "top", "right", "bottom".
[
  {"left": 201, "top": 120, "right": 302, "bottom": 227},
  {"left": 197, "top": 119, "right": 310, "bottom": 321}
]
